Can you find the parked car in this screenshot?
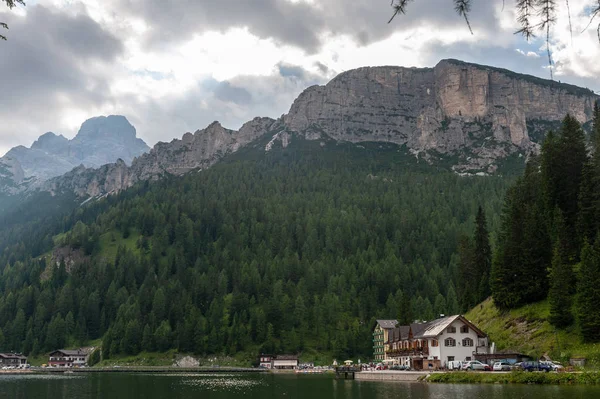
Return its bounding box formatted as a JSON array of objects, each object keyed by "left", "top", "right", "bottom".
[
  {"left": 521, "top": 361, "right": 552, "bottom": 372},
  {"left": 541, "top": 361, "right": 563, "bottom": 371},
  {"left": 493, "top": 362, "right": 512, "bottom": 371},
  {"left": 465, "top": 361, "right": 488, "bottom": 371}
]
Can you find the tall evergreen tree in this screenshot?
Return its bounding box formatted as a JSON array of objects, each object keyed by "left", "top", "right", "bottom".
[
  {"left": 543, "top": 115, "right": 588, "bottom": 258},
  {"left": 457, "top": 236, "right": 477, "bottom": 311},
  {"left": 548, "top": 212, "right": 575, "bottom": 328},
  {"left": 492, "top": 158, "right": 551, "bottom": 309},
  {"left": 576, "top": 237, "right": 600, "bottom": 342},
  {"left": 578, "top": 162, "right": 598, "bottom": 243},
  {"left": 592, "top": 100, "right": 600, "bottom": 152},
  {"left": 474, "top": 206, "right": 492, "bottom": 301}
]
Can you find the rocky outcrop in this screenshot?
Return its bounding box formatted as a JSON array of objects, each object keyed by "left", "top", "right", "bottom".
[
  {"left": 43, "top": 117, "right": 276, "bottom": 199},
  {"left": 283, "top": 59, "right": 598, "bottom": 172},
  {"left": 0, "top": 156, "right": 33, "bottom": 195},
  {"left": 132, "top": 117, "right": 275, "bottom": 181}
]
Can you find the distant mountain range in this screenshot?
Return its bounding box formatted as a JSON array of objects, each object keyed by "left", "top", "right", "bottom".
[
  {"left": 1, "top": 59, "right": 598, "bottom": 201},
  {"left": 0, "top": 115, "right": 149, "bottom": 194}
]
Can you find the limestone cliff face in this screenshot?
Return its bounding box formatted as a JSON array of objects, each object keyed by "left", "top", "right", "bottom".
[
  {"left": 43, "top": 117, "right": 276, "bottom": 198},
  {"left": 131, "top": 117, "right": 275, "bottom": 181},
  {"left": 283, "top": 59, "right": 598, "bottom": 172}
]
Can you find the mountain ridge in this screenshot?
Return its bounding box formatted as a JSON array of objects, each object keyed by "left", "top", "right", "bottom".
[{"left": 5, "top": 59, "right": 600, "bottom": 201}]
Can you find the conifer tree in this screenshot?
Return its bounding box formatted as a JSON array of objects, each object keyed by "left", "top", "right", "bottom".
[
  {"left": 544, "top": 115, "right": 588, "bottom": 258},
  {"left": 578, "top": 162, "right": 597, "bottom": 243},
  {"left": 492, "top": 158, "right": 551, "bottom": 309},
  {"left": 576, "top": 237, "right": 600, "bottom": 342},
  {"left": 474, "top": 206, "right": 492, "bottom": 301},
  {"left": 548, "top": 213, "right": 575, "bottom": 327},
  {"left": 592, "top": 101, "right": 600, "bottom": 152},
  {"left": 458, "top": 236, "right": 477, "bottom": 311}
]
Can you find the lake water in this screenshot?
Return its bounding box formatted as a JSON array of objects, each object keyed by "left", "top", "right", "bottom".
[{"left": 1, "top": 373, "right": 600, "bottom": 399}]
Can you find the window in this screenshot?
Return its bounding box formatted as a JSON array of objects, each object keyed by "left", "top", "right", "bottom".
[
  {"left": 460, "top": 325, "right": 469, "bottom": 333},
  {"left": 444, "top": 338, "right": 456, "bottom": 347},
  {"left": 447, "top": 356, "right": 455, "bottom": 362},
  {"left": 446, "top": 326, "right": 456, "bottom": 333},
  {"left": 466, "top": 357, "right": 471, "bottom": 361},
  {"left": 462, "top": 338, "right": 474, "bottom": 347},
  {"left": 431, "top": 339, "right": 438, "bottom": 347}
]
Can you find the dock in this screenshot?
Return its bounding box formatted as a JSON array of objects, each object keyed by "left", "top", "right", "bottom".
[
  {"left": 335, "top": 366, "right": 360, "bottom": 379},
  {"left": 354, "top": 370, "right": 430, "bottom": 381}
]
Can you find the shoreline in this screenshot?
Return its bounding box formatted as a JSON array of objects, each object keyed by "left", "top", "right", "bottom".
[{"left": 426, "top": 371, "right": 600, "bottom": 385}]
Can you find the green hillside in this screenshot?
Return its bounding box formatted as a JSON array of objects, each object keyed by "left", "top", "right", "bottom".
[
  {"left": 466, "top": 298, "right": 600, "bottom": 368},
  {"left": 0, "top": 137, "right": 513, "bottom": 361}
]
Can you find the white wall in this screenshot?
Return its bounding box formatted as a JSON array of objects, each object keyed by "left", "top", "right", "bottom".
[{"left": 435, "top": 319, "right": 482, "bottom": 365}]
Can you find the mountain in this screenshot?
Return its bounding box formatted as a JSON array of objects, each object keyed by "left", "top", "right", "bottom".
[
  {"left": 0, "top": 59, "right": 598, "bottom": 363},
  {"left": 39, "top": 59, "right": 598, "bottom": 200},
  {"left": 1, "top": 115, "right": 149, "bottom": 184},
  {"left": 283, "top": 59, "right": 598, "bottom": 173}
]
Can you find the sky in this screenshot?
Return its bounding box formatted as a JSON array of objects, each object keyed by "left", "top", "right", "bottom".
[{"left": 1, "top": 0, "right": 599, "bottom": 156}]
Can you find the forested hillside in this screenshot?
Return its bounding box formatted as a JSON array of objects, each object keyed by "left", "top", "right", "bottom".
[
  {"left": 491, "top": 102, "right": 600, "bottom": 342},
  {"left": 0, "top": 137, "right": 511, "bottom": 360}
]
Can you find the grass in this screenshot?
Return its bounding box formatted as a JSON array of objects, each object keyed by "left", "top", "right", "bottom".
[
  {"left": 97, "top": 228, "right": 143, "bottom": 261},
  {"left": 427, "top": 371, "right": 600, "bottom": 385},
  {"left": 466, "top": 298, "right": 600, "bottom": 368},
  {"left": 96, "top": 350, "right": 178, "bottom": 367}
]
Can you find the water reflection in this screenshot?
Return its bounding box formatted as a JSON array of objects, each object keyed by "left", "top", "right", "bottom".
[{"left": 1, "top": 373, "right": 600, "bottom": 399}]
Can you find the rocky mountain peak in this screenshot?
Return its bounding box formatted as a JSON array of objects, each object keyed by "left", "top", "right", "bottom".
[
  {"left": 0, "top": 115, "right": 150, "bottom": 188},
  {"left": 31, "top": 132, "right": 69, "bottom": 151},
  {"left": 74, "top": 115, "right": 138, "bottom": 142}
]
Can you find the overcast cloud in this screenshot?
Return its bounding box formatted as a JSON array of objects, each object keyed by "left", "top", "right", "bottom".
[{"left": 0, "top": 0, "right": 599, "bottom": 156}]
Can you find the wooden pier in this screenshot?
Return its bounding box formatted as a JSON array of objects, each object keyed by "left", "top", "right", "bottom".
[{"left": 335, "top": 366, "right": 360, "bottom": 380}]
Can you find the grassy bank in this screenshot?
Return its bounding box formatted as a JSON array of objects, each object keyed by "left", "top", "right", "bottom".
[
  {"left": 428, "top": 371, "right": 600, "bottom": 385},
  {"left": 465, "top": 298, "right": 600, "bottom": 367}
]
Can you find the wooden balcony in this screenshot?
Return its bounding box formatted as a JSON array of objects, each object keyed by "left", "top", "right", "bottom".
[{"left": 386, "top": 347, "right": 429, "bottom": 357}]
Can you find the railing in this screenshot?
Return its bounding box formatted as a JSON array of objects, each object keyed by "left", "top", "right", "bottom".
[{"left": 386, "top": 347, "right": 429, "bottom": 357}]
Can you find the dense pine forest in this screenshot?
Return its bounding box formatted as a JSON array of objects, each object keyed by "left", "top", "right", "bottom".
[
  {"left": 492, "top": 103, "right": 600, "bottom": 342},
  {"left": 0, "top": 138, "right": 511, "bottom": 361}
]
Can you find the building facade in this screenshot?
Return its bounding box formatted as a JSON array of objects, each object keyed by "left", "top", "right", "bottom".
[
  {"left": 373, "top": 320, "right": 397, "bottom": 362},
  {"left": 48, "top": 349, "right": 89, "bottom": 367},
  {"left": 259, "top": 354, "right": 274, "bottom": 369},
  {"left": 385, "top": 315, "right": 490, "bottom": 370},
  {"left": 272, "top": 355, "right": 298, "bottom": 369},
  {"left": 0, "top": 353, "right": 27, "bottom": 366}
]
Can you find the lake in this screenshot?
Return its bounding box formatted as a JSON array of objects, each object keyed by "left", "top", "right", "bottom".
[{"left": 2, "top": 373, "right": 600, "bottom": 399}]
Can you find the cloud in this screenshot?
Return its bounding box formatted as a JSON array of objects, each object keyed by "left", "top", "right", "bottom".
[
  {"left": 1, "top": 0, "right": 599, "bottom": 158},
  {"left": 0, "top": 4, "right": 123, "bottom": 154},
  {"left": 516, "top": 49, "right": 541, "bottom": 58},
  {"left": 213, "top": 82, "right": 253, "bottom": 105},
  {"left": 108, "top": 0, "right": 503, "bottom": 55}
]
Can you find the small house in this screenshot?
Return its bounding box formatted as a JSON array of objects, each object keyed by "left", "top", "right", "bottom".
[
  {"left": 258, "top": 354, "right": 274, "bottom": 369},
  {"left": 272, "top": 355, "right": 298, "bottom": 370},
  {"left": 0, "top": 353, "right": 27, "bottom": 367},
  {"left": 48, "top": 349, "right": 89, "bottom": 368}
]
